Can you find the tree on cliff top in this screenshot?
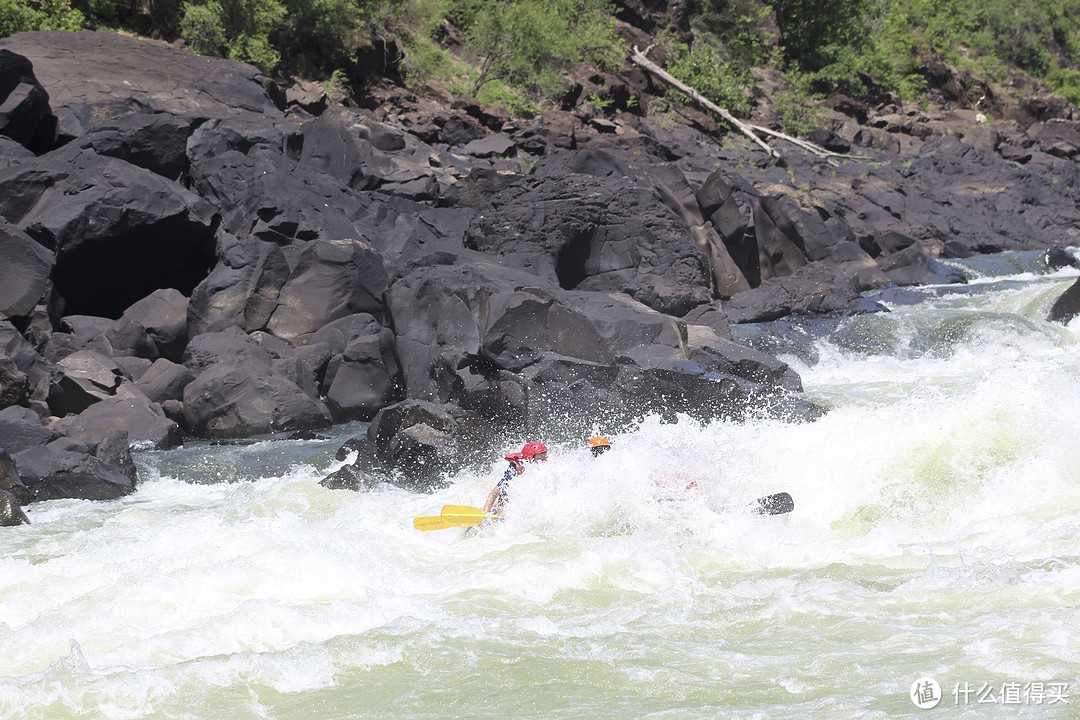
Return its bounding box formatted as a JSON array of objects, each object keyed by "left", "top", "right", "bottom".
[{"left": 457, "top": 0, "right": 623, "bottom": 96}]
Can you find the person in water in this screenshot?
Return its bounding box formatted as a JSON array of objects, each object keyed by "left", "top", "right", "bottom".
[
  {"left": 587, "top": 436, "right": 611, "bottom": 457},
  {"left": 481, "top": 441, "right": 548, "bottom": 516}
]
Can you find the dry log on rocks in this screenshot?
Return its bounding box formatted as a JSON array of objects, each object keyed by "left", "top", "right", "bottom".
[{"left": 630, "top": 46, "right": 866, "bottom": 161}]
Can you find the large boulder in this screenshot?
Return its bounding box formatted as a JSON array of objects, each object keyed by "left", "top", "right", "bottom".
[
  {"left": 0, "top": 487, "right": 29, "bottom": 525},
  {"left": 464, "top": 170, "right": 712, "bottom": 316},
  {"left": 324, "top": 330, "right": 403, "bottom": 421},
  {"left": 54, "top": 385, "right": 182, "bottom": 450},
  {"left": 876, "top": 245, "right": 967, "bottom": 286},
  {"left": 182, "top": 326, "right": 276, "bottom": 373},
  {"left": 0, "top": 48, "right": 56, "bottom": 152},
  {"left": 0, "top": 404, "right": 59, "bottom": 454},
  {"left": 1, "top": 448, "right": 31, "bottom": 524},
  {"left": 387, "top": 250, "right": 818, "bottom": 444},
  {"left": 323, "top": 399, "right": 494, "bottom": 493},
  {"left": 187, "top": 233, "right": 291, "bottom": 336},
  {"left": 723, "top": 262, "right": 886, "bottom": 324},
  {"left": 55, "top": 350, "right": 126, "bottom": 401},
  {"left": 73, "top": 112, "right": 200, "bottom": 180},
  {"left": 0, "top": 30, "right": 284, "bottom": 140},
  {"left": 0, "top": 146, "right": 217, "bottom": 318},
  {"left": 188, "top": 143, "right": 377, "bottom": 246},
  {"left": 265, "top": 238, "right": 389, "bottom": 343},
  {"left": 273, "top": 342, "right": 332, "bottom": 402},
  {"left": 0, "top": 217, "right": 54, "bottom": 320},
  {"left": 297, "top": 109, "right": 463, "bottom": 198},
  {"left": 0, "top": 355, "right": 30, "bottom": 410},
  {"left": 1, "top": 446, "right": 32, "bottom": 505},
  {"left": 0, "top": 320, "right": 54, "bottom": 409},
  {"left": 118, "top": 288, "right": 190, "bottom": 362},
  {"left": 135, "top": 358, "right": 196, "bottom": 404},
  {"left": 182, "top": 361, "right": 331, "bottom": 438},
  {"left": 308, "top": 313, "right": 384, "bottom": 354},
  {"left": 13, "top": 444, "right": 137, "bottom": 502}
]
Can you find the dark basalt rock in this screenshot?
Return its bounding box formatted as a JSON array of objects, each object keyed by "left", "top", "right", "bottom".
[
  {"left": 324, "top": 330, "right": 403, "bottom": 421},
  {"left": 724, "top": 262, "right": 886, "bottom": 324},
  {"left": 182, "top": 361, "right": 331, "bottom": 438},
  {"left": 0, "top": 146, "right": 217, "bottom": 319},
  {"left": 0, "top": 49, "right": 56, "bottom": 153},
  {"left": 265, "top": 237, "right": 389, "bottom": 343},
  {"left": 387, "top": 250, "right": 818, "bottom": 439},
  {"left": 118, "top": 288, "right": 190, "bottom": 363},
  {"left": 0, "top": 355, "right": 30, "bottom": 411},
  {"left": 1, "top": 445, "right": 31, "bottom": 524},
  {"left": 0, "top": 30, "right": 284, "bottom": 141},
  {"left": 135, "top": 358, "right": 196, "bottom": 404},
  {"left": 464, "top": 172, "right": 712, "bottom": 316},
  {"left": 182, "top": 326, "right": 276, "bottom": 373},
  {"left": 3, "top": 27, "right": 1079, "bottom": 484},
  {"left": 0, "top": 404, "right": 59, "bottom": 453},
  {"left": 333, "top": 399, "right": 495, "bottom": 493},
  {"left": 52, "top": 386, "right": 182, "bottom": 450},
  {"left": 0, "top": 217, "right": 54, "bottom": 321},
  {"left": 73, "top": 112, "right": 201, "bottom": 180},
  {"left": 0, "top": 488, "right": 29, "bottom": 525},
  {"left": 187, "top": 233, "right": 291, "bottom": 336},
  {"left": 1047, "top": 276, "right": 1080, "bottom": 324},
  {"left": 0, "top": 447, "right": 32, "bottom": 503},
  {"left": 13, "top": 444, "right": 136, "bottom": 502}
]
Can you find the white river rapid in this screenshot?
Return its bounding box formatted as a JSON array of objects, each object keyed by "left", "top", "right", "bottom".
[{"left": 1, "top": 250, "right": 1079, "bottom": 719}]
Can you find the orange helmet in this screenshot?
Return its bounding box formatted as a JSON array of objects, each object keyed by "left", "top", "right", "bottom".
[
  {"left": 588, "top": 436, "right": 611, "bottom": 456},
  {"left": 520, "top": 442, "right": 548, "bottom": 460}
]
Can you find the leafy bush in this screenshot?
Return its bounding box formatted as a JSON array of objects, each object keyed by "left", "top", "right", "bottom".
[
  {"left": 0, "top": 0, "right": 84, "bottom": 36},
  {"left": 465, "top": 0, "right": 623, "bottom": 97},
  {"left": 774, "top": 72, "right": 825, "bottom": 135},
  {"left": 178, "top": 0, "right": 283, "bottom": 70},
  {"left": 660, "top": 31, "right": 752, "bottom": 116},
  {"left": 788, "top": 0, "right": 1080, "bottom": 103},
  {"left": 179, "top": 1, "right": 225, "bottom": 55},
  {"left": 476, "top": 78, "right": 537, "bottom": 117},
  {"left": 1047, "top": 66, "right": 1080, "bottom": 105},
  {"left": 766, "top": 0, "right": 873, "bottom": 73},
  {"left": 689, "top": 0, "right": 778, "bottom": 70}
]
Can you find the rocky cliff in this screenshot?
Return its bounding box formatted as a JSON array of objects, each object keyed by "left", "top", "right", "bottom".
[{"left": 1, "top": 29, "right": 1078, "bottom": 517}]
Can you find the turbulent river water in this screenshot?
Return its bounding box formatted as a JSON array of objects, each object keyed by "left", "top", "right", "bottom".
[{"left": 2, "top": 251, "right": 1079, "bottom": 719}]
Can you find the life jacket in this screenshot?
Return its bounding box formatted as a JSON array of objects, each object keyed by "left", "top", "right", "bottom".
[{"left": 491, "top": 453, "right": 526, "bottom": 512}]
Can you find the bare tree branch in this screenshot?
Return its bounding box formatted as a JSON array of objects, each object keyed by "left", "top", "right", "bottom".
[{"left": 631, "top": 45, "right": 867, "bottom": 161}]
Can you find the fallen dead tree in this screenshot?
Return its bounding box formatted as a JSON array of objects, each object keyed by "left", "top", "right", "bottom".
[{"left": 631, "top": 45, "right": 866, "bottom": 162}]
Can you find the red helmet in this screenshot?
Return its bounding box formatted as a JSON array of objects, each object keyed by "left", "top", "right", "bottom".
[{"left": 520, "top": 442, "right": 548, "bottom": 460}]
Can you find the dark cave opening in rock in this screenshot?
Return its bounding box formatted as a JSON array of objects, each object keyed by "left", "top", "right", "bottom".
[
  {"left": 50, "top": 224, "right": 217, "bottom": 320},
  {"left": 555, "top": 233, "right": 593, "bottom": 290}
]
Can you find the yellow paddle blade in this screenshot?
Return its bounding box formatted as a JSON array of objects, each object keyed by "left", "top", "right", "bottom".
[
  {"left": 441, "top": 505, "right": 486, "bottom": 516},
  {"left": 439, "top": 504, "right": 494, "bottom": 528},
  {"left": 413, "top": 515, "right": 453, "bottom": 531},
  {"left": 412, "top": 505, "right": 494, "bottom": 531}
]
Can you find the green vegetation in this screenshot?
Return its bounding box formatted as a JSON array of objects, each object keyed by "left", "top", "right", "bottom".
[
  {"left": 457, "top": 0, "right": 622, "bottom": 97},
  {"left": 1, "top": 0, "right": 1077, "bottom": 116},
  {"left": 764, "top": 0, "right": 1080, "bottom": 102},
  {"left": 657, "top": 29, "right": 753, "bottom": 117},
  {"left": 1, "top": 0, "right": 83, "bottom": 36}
]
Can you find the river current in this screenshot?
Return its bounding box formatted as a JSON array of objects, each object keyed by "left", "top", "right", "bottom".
[{"left": 2, "top": 251, "right": 1078, "bottom": 719}]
